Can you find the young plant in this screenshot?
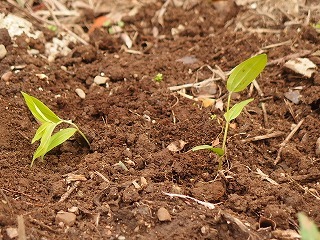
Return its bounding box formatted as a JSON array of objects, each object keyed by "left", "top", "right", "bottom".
[
  {"left": 192, "top": 54, "right": 267, "bottom": 169},
  {"left": 21, "top": 92, "right": 90, "bottom": 166},
  {"left": 298, "top": 212, "right": 320, "bottom": 240},
  {"left": 154, "top": 73, "right": 163, "bottom": 82}
]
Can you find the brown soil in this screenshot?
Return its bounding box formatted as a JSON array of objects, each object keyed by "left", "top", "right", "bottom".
[{"left": 0, "top": 1, "right": 320, "bottom": 239}]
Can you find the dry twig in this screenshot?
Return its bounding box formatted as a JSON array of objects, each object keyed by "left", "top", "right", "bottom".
[
  {"left": 17, "top": 215, "right": 27, "bottom": 240},
  {"left": 221, "top": 211, "right": 261, "bottom": 240},
  {"left": 28, "top": 215, "right": 60, "bottom": 233},
  {"left": 241, "top": 131, "right": 284, "bottom": 143},
  {"left": 59, "top": 181, "right": 81, "bottom": 203},
  {"left": 267, "top": 50, "right": 312, "bottom": 66},
  {"left": 163, "top": 192, "right": 221, "bottom": 209},
  {"left": 274, "top": 119, "right": 304, "bottom": 165}
]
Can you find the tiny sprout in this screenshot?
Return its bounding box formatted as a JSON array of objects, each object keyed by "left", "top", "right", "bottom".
[
  {"left": 117, "top": 21, "right": 125, "bottom": 28},
  {"left": 21, "top": 92, "right": 90, "bottom": 167},
  {"left": 47, "top": 25, "right": 57, "bottom": 32},
  {"left": 210, "top": 114, "right": 217, "bottom": 120},
  {"left": 103, "top": 20, "right": 112, "bottom": 27},
  {"left": 192, "top": 54, "right": 267, "bottom": 170},
  {"left": 154, "top": 73, "right": 163, "bottom": 82},
  {"left": 298, "top": 212, "right": 320, "bottom": 240}
]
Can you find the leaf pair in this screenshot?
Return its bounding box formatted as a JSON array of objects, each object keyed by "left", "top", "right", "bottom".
[
  {"left": 21, "top": 92, "right": 89, "bottom": 166},
  {"left": 224, "top": 54, "right": 267, "bottom": 122}
]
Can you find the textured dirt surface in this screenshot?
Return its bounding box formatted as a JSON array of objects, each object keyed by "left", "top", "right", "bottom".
[{"left": 0, "top": 1, "right": 320, "bottom": 239}]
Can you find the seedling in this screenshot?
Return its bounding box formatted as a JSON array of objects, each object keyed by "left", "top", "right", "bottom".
[
  {"left": 21, "top": 92, "right": 90, "bottom": 166},
  {"left": 192, "top": 54, "right": 267, "bottom": 169},
  {"left": 154, "top": 73, "right": 163, "bottom": 82},
  {"left": 298, "top": 212, "right": 320, "bottom": 240}
]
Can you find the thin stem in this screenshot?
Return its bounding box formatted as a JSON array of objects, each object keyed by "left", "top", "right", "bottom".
[
  {"left": 64, "top": 120, "right": 90, "bottom": 146},
  {"left": 222, "top": 93, "right": 232, "bottom": 152},
  {"left": 218, "top": 93, "right": 232, "bottom": 170}
]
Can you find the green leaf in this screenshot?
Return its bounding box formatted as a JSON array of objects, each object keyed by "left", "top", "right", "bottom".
[
  {"left": 298, "top": 212, "right": 320, "bottom": 240},
  {"left": 32, "top": 122, "right": 52, "bottom": 144},
  {"left": 31, "top": 122, "right": 56, "bottom": 166},
  {"left": 224, "top": 98, "right": 254, "bottom": 122},
  {"left": 192, "top": 145, "right": 224, "bottom": 156},
  {"left": 46, "top": 128, "right": 77, "bottom": 153},
  {"left": 21, "top": 92, "right": 61, "bottom": 123},
  {"left": 227, "top": 54, "right": 267, "bottom": 93}
]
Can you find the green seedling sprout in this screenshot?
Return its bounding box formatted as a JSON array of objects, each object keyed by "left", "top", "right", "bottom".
[
  {"left": 298, "top": 212, "right": 320, "bottom": 240},
  {"left": 154, "top": 73, "right": 163, "bottom": 82},
  {"left": 21, "top": 92, "right": 90, "bottom": 166},
  {"left": 192, "top": 54, "right": 267, "bottom": 169}
]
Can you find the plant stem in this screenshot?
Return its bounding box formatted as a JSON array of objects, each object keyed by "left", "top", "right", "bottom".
[
  {"left": 65, "top": 120, "right": 90, "bottom": 146},
  {"left": 222, "top": 93, "right": 232, "bottom": 152},
  {"left": 218, "top": 93, "right": 232, "bottom": 170}
]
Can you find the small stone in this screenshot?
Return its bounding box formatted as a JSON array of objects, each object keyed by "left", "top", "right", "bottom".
[
  {"left": 118, "top": 236, "right": 125, "bottom": 240},
  {"left": 201, "top": 226, "right": 208, "bottom": 234},
  {"left": 68, "top": 206, "right": 79, "bottom": 214},
  {"left": 316, "top": 137, "right": 320, "bottom": 156},
  {"left": 0, "top": 28, "right": 11, "bottom": 46},
  {"left": 140, "top": 177, "right": 147, "bottom": 187},
  {"left": 56, "top": 211, "right": 77, "bottom": 226},
  {"left": 94, "top": 76, "right": 108, "bottom": 85},
  {"left": 171, "top": 184, "right": 182, "bottom": 194},
  {"left": 0, "top": 44, "right": 7, "bottom": 59},
  {"left": 1, "top": 71, "right": 12, "bottom": 81},
  {"left": 6, "top": 227, "right": 18, "bottom": 239},
  {"left": 75, "top": 88, "right": 86, "bottom": 99},
  {"left": 157, "top": 207, "right": 171, "bottom": 222}
]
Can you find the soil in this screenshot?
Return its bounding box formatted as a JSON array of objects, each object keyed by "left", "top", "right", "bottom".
[{"left": 0, "top": 1, "right": 320, "bottom": 239}]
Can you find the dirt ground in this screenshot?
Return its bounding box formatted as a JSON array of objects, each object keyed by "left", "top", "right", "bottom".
[{"left": 0, "top": 0, "right": 320, "bottom": 239}]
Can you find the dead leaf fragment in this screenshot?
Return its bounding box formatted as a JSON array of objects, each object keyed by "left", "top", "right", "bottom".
[
  {"left": 167, "top": 140, "right": 187, "bottom": 152},
  {"left": 284, "top": 90, "right": 301, "bottom": 104},
  {"left": 200, "top": 98, "right": 215, "bottom": 108},
  {"left": 215, "top": 99, "right": 224, "bottom": 111},
  {"left": 284, "top": 58, "right": 317, "bottom": 78}
]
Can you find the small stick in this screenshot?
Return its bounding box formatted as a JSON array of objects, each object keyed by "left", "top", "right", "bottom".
[
  {"left": 94, "top": 171, "right": 110, "bottom": 183},
  {"left": 221, "top": 211, "right": 262, "bottom": 239},
  {"left": 28, "top": 216, "right": 60, "bottom": 233},
  {"left": 261, "top": 102, "right": 268, "bottom": 127},
  {"left": 284, "top": 99, "right": 297, "bottom": 123},
  {"left": 241, "top": 131, "right": 284, "bottom": 143},
  {"left": 0, "top": 189, "right": 13, "bottom": 215},
  {"left": 163, "top": 192, "right": 221, "bottom": 209},
  {"left": 168, "top": 77, "right": 220, "bottom": 91},
  {"left": 288, "top": 175, "right": 320, "bottom": 200},
  {"left": 274, "top": 119, "right": 304, "bottom": 165},
  {"left": 267, "top": 50, "right": 312, "bottom": 66},
  {"left": 1, "top": 188, "right": 39, "bottom": 201},
  {"left": 255, "top": 168, "right": 279, "bottom": 185},
  {"left": 17, "top": 215, "right": 27, "bottom": 240},
  {"left": 252, "top": 80, "right": 264, "bottom": 97},
  {"left": 262, "top": 40, "right": 292, "bottom": 50},
  {"left": 260, "top": 96, "right": 273, "bottom": 102},
  {"left": 58, "top": 181, "right": 81, "bottom": 203}
]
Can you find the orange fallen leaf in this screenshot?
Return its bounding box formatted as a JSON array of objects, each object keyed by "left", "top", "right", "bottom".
[
  {"left": 200, "top": 98, "right": 215, "bottom": 108},
  {"left": 88, "top": 16, "right": 109, "bottom": 34}
]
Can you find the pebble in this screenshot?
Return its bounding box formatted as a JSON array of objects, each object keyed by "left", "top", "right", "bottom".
[
  {"left": 68, "top": 206, "right": 79, "bottom": 214},
  {"left": 94, "top": 76, "right": 108, "bottom": 85},
  {"left": 6, "top": 227, "right": 18, "bottom": 239},
  {"left": 157, "top": 207, "right": 171, "bottom": 222},
  {"left": 1, "top": 71, "right": 12, "bottom": 81},
  {"left": 75, "top": 88, "right": 86, "bottom": 99},
  {"left": 118, "top": 236, "right": 126, "bottom": 240},
  {"left": 55, "top": 211, "right": 77, "bottom": 226},
  {"left": 0, "top": 44, "right": 7, "bottom": 59},
  {"left": 316, "top": 137, "right": 320, "bottom": 156}
]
